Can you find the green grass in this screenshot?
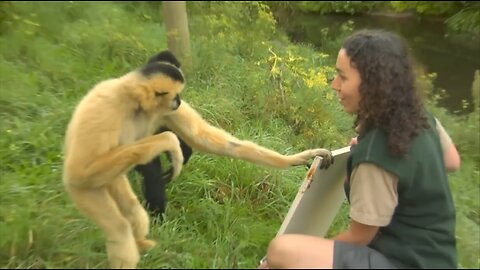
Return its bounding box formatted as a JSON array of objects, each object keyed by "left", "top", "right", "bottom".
[{"left": 0, "top": 1, "right": 478, "bottom": 269}]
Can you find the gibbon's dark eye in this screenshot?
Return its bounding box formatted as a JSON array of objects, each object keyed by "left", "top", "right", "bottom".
[{"left": 155, "top": 92, "right": 169, "bottom": 97}]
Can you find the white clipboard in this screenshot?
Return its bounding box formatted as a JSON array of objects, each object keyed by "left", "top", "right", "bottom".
[
  {"left": 276, "top": 146, "right": 351, "bottom": 237},
  {"left": 260, "top": 146, "right": 351, "bottom": 265}
]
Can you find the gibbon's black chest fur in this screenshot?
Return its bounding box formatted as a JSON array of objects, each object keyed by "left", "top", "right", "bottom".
[{"left": 134, "top": 127, "right": 193, "bottom": 219}]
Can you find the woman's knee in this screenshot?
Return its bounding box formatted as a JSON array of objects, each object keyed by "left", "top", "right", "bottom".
[
  {"left": 266, "top": 234, "right": 300, "bottom": 267},
  {"left": 266, "top": 234, "right": 335, "bottom": 268}
]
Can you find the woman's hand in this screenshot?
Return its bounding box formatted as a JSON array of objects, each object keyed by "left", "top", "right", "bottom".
[{"left": 350, "top": 136, "right": 358, "bottom": 146}]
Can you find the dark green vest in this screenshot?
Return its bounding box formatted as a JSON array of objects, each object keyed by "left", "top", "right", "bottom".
[{"left": 345, "top": 114, "right": 457, "bottom": 268}]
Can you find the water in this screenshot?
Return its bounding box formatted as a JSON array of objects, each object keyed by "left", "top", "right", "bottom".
[{"left": 276, "top": 13, "right": 480, "bottom": 115}]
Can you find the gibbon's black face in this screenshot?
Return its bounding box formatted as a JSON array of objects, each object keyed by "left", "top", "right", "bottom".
[
  {"left": 150, "top": 73, "right": 183, "bottom": 111},
  {"left": 138, "top": 59, "right": 185, "bottom": 113}
]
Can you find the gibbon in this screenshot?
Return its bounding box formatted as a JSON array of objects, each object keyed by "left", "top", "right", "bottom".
[{"left": 62, "top": 50, "right": 333, "bottom": 269}]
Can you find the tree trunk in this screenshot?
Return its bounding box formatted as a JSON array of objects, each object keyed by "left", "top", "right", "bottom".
[{"left": 163, "top": 1, "right": 192, "bottom": 74}]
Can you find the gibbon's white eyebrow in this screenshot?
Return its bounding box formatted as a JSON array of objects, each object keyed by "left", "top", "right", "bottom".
[
  {"left": 156, "top": 61, "right": 185, "bottom": 78},
  {"left": 141, "top": 62, "right": 184, "bottom": 83}
]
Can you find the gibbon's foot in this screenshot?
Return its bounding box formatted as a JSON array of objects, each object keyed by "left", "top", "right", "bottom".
[
  {"left": 106, "top": 237, "right": 140, "bottom": 269},
  {"left": 136, "top": 239, "right": 157, "bottom": 252}
]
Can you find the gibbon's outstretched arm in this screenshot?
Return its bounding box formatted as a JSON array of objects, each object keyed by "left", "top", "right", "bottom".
[{"left": 164, "top": 101, "right": 334, "bottom": 169}]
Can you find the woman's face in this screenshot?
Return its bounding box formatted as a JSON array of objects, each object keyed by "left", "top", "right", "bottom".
[{"left": 331, "top": 48, "right": 361, "bottom": 114}]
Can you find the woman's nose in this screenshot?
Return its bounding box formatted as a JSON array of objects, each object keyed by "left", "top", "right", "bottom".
[{"left": 330, "top": 76, "right": 340, "bottom": 92}]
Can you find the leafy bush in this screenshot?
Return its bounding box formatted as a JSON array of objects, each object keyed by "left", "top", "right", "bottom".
[{"left": 296, "top": 1, "right": 387, "bottom": 15}]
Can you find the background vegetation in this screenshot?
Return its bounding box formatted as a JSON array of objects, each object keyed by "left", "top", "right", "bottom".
[
  {"left": 268, "top": 1, "right": 480, "bottom": 38},
  {"left": 0, "top": 1, "right": 478, "bottom": 268}
]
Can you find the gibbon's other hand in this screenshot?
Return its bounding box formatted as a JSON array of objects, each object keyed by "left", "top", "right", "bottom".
[
  {"left": 290, "top": 148, "right": 334, "bottom": 170},
  {"left": 169, "top": 147, "right": 184, "bottom": 180},
  {"left": 151, "top": 131, "right": 184, "bottom": 180},
  {"left": 159, "top": 132, "right": 184, "bottom": 180}
]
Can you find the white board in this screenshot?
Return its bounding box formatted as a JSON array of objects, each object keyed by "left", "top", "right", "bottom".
[{"left": 276, "top": 146, "right": 351, "bottom": 237}]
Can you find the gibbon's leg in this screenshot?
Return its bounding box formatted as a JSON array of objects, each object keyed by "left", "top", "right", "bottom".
[
  {"left": 135, "top": 156, "right": 169, "bottom": 219},
  {"left": 107, "top": 175, "right": 156, "bottom": 252},
  {"left": 165, "top": 102, "right": 334, "bottom": 170},
  {"left": 70, "top": 132, "right": 184, "bottom": 189},
  {"left": 134, "top": 127, "right": 194, "bottom": 218},
  {"left": 66, "top": 186, "right": 139, "bottom": 269}
]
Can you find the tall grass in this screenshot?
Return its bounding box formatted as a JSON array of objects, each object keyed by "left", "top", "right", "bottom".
[{"left": 0, "top": 1, "right": 478, "bottom": 269}]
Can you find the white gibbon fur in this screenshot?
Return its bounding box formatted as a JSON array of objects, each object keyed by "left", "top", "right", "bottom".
[{"left": 62, "top": 51, "right": 333, "bottom": 269}]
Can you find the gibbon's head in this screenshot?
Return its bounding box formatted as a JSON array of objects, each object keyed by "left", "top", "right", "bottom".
[
  {"left": 133, "top": 51, "right": 185, "bottom": 114},
  {"left": 146, "top": 50, "right": 181, "bottom": 68}
]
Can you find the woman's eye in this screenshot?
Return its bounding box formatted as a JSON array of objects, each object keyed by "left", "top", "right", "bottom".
[{"left": 155, "top": 92, "right": 168, "bottom": 97}]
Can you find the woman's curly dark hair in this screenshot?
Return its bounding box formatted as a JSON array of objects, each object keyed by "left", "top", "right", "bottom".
[{"left": 342, "top": 29, "right": 430, "bottom": 158}]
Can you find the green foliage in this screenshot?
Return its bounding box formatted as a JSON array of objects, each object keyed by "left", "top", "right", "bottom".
[
  {"left": 472, "top": 70, "right": 480, "bottom": 109},
  {"left": 189, "top": 1, "right": 280, "bottom": 58},
  {"left": 420, "top": 69, "right": 480, "bottom": 268},
  {"left": 253, "top": 43, "right": 354, "bottom": 149},
  {"left": 445, "top": 3, "right": 480, "bottom": 36},
  {"left": 421, "top": 70, "right": 480, "bottom": 164},
  {"left": 390, "top": 1, "right": 461, "bottom": 16},
  {"left": 187, "top": 1, "right": 354, "bottom": 149},
  {"left": 390, "top": 1, "right": 480, "bottom": 36},
  {"left": 269, "top": 1, "right": 480, "bottom": 37},
  {"left": 296, "top": 1, "right": 387, "bottom": 15}
]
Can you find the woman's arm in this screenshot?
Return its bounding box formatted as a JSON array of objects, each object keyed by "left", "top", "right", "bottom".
[
  {"left": 435, "top": 118, "right": 461, "bottom": 172},
  {"left": 333, "top": 163, "right": 398, "bottom": 245},
  {"left": 332, "top": 220, "right": 380, "bottom": 245}
]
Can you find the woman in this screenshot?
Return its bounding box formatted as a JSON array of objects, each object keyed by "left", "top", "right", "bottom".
[{"left": 259, "top": 29, "right": 461, "bottom": 269}]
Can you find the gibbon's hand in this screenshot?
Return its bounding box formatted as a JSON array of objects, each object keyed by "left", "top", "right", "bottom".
[
  {"left": 142, "top": 131, "right": 184, "bottom": 180},
  {"left": 158, "top": 132, "right": 184, "bottom": 180},
  {"left": 290, "top": 148, "right": 334, "bottom": 170},
  {"left": 168, "top": 147, "right": 184, "bottom": 180}
]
